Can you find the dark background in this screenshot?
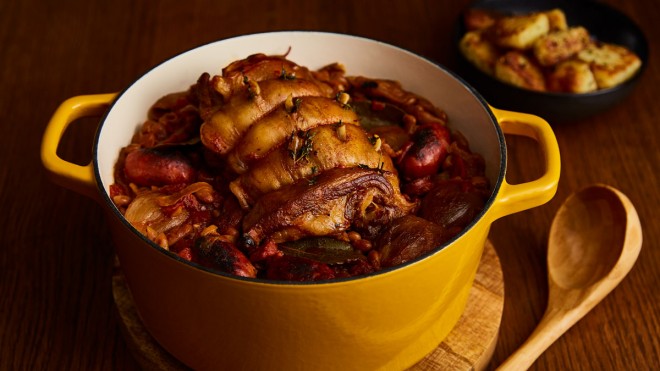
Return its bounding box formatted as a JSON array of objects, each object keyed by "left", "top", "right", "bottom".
[{"left": 1, "top": 0, "right": 658, "bottom": 369}]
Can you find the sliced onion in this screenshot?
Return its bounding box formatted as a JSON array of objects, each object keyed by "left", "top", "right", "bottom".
[{"left": 124, "top": 182, "right": 214, "bottom": 237}]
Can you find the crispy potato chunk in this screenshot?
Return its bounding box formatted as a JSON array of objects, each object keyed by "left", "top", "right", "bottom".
[
  {"left": 492, "top": 12, "right": 549, "bottom": 49},
  {"left": 547, "top": 60, "right": 597, "bottom": 93},
  {"left": 460, "top": 7, "right": 643, "bottom": 93},
  {"left": 577, "top": 42, "right": 642, "bottom": 89},
  {"left": 544, "top": 8, "right": 568, "bottom": 31},
  {"left": 494, "top": 51, "right": 546, "bottom": 91},
  {"left": 534, "top": 26, "right": 590, "bottom": 66},
  {"left": 459, "top": 31, "right": 500, "bottom": 75}
]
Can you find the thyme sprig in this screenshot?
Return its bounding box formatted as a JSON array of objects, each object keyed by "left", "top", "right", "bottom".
[{"left": 288, "top": 130, "right": 315, "bottom": 164}]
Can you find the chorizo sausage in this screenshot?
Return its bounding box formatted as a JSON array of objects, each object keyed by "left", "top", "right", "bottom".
[
  {"left": 398, "top": 123, "right": 450, "bottom": 179},
  {"left": 124, "top": 148, "right": 196, "bottom": 186}
]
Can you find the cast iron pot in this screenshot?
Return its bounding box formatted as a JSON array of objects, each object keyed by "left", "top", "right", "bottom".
[{"left": 42, "top": 32, "right": 560, "bottom": 370}]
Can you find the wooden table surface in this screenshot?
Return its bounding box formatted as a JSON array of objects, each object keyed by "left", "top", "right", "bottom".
[{"left": 1, "top": 0, "right": 658, "bottom": 369}]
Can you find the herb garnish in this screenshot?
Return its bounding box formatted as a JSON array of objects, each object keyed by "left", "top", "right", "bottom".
[
  {"left": 288, "top": 130, "right": 315, "bottom": 164},
  {"left": 279, "top": 67, "right": 296, "bottom": 80}
]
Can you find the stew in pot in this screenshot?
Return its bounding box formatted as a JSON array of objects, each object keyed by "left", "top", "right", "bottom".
[{"left": 110, "top": 53, "right": 491, "bottom": 281}]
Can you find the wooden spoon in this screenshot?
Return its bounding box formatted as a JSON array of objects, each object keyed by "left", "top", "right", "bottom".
[{"left": 497, "top": 184, "right": 643, "bottom": 370}]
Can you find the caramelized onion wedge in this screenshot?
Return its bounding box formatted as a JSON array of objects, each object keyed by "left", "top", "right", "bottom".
[{"left": 124, "top": 182, "right": 215, "bottom": 240}]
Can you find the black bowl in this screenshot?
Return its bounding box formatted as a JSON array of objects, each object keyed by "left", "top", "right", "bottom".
[{"left": 455, "top": 0, "right": 649, "bottom": 124}]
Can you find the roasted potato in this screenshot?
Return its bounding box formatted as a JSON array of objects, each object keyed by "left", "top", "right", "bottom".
[
  {"left": 577, "top": 42, "right": 642, "bottom": 89},
  {"left": 544, "top": 8, "right": 568, "bottom": 31},
  {"left": 459, "top": 31, "right": 500, "bottom": 75},
  {"left": 494, "top": 51, "right": 546, "bottom": 91},
  {"left": 460, "top": 7, "right": 641, "bottom": 92},
  {"left": 491, "top": 12, "right": 549, "bottom": 49},
  {"left": 533, "top": 26, "right": 590, "bottom": 66},
  {"left": 547, "top": 60, "right": 597, "bottom": 93}
]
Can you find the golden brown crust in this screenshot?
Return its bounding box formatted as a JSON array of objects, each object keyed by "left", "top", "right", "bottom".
[
  {"left": 226, "top": 96, "right": 360, "bottom": 174},
  {"left": 459, "top": 7, "right": 642, "bottom": 92},
  {"left": 494, "top": 51, "right": 547, "bottom": 91},
  {"left": 459, "top": 31, "right": 500, "bottom": 75},
  {"left": 229, "top": 123, "right": 392, "bottom": 208},
  {"left": 533, "top": 26, "right": 590, "bottom": 67},
  {"left": 491, "top": 12, "right": 549, "bottom": 49},
  {"left": 544, "top": 8, "right": 568, "bottom": 31},
  {"left": 577, "top": 42, "right": 642, "bottom": 89},
  {"left": 547, "top": 60, "right": 597, "bottom": 93},
  {"left": 200, "top": 78, "right": 330, "bottom": 155}
]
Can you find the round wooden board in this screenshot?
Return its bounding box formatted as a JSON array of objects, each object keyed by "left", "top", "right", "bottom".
[
  {"left": 410, "top": 240, "right": 504, "bottom": 370},
  {"left": 112, "top": 241, "right": 504, "bottom": 371}
]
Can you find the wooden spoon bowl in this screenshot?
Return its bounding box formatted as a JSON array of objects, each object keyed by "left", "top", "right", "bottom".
[
  {"left": 498, "top": 184, "right": 643, "bottom": 370},
  {"left": 549, "top": 185, "right": 631, "bottom": 289}
]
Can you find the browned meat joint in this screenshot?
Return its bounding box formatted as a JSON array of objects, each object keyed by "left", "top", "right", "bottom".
[{"left": 111, "top": 52, "right": 491, "bottom": 281}]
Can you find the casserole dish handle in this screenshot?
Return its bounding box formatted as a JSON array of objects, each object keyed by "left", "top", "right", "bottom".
[
  {"left": 488, "top": 107, "right": 561, "bottom": 221},
  {"left": 41, "top": 93, "right": 116, "bottom": 202}
]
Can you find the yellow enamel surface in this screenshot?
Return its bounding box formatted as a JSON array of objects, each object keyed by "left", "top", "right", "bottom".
[
  {"left": 487, "top": 106, "right": 561, "bottom": 222},
  {"left": 40, "top": 93, "right": 116, "bottom": 201},
  {"left": 46, "top": 101, "right": 560, "bottom": 370},
  {"left": 108, "top": 209, "right": 492, "bottom": 371},
  {"left": 45, "top": 98, "right": 560, "bottom": 370}
]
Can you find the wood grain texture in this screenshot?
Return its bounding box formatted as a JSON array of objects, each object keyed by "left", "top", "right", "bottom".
[
  {"left": 411, "top": 241, "right": 504, "bottom": 371},
  {"left": 1, "top": 0, "right": 659, "bottom": 370}
]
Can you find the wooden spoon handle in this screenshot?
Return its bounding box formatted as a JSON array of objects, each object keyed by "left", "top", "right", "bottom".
[{"left": 496, "top": 308, "right": 583, "bottom": 371}]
